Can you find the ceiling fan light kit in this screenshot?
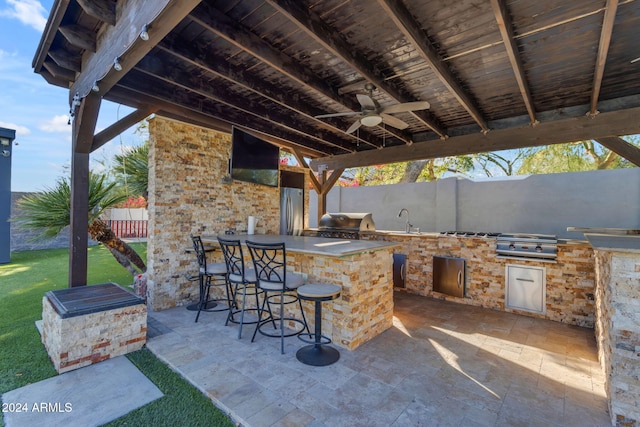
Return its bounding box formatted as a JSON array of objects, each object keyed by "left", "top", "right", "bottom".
[
  {"left": 315, "top": 84, "right": 430, "bottom": 134},
  {"left": 361, "top": 114, "right": 383, "bottom": 127}
]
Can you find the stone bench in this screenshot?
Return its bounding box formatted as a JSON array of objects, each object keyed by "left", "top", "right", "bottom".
[{"left": 42, "top": 283, "right": 147, "bottom": 373}]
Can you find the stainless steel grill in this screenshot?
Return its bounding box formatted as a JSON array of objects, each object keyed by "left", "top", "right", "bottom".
[
  {"left": 317, "top": 212, "right": 375, "bottom": 239},
  {"left": 496, "top": 233, "right": 558, "bottom": 261}
]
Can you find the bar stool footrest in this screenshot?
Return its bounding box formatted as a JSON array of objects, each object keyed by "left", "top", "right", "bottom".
[
  {"left": 297, "top": 332, "right": 331, "bottom": 346},
  {"left": 256, "top": 317, "right": 307, "bottom": 338}
]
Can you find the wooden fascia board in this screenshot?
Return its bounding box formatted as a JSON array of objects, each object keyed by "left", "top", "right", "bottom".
[
  {"left": 33, "top": 0, "right": 70, "bottom": 71},
  {"left": 310, "top": 106, "right": 640, "bottom": 171},
  {"left": 70, "top": 0, "right": 202, "bottom": 104}
]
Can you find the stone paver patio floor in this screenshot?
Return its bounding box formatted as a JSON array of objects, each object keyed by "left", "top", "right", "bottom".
[{"left": 146, "top": 292, "right": 610, "bottom": 427}]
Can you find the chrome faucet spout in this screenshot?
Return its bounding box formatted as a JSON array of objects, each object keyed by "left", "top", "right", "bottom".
[{"left": 398, "top": 208, "right": 411, "bottom": 233}]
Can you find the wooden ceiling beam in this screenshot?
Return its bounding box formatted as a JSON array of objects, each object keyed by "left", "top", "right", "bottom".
[
  {"left": 76, "top": 0, "right": 116, "bottom": 26},
  {"left": 310, "top": 106, "right": 640, "bottom": 171},
  {"left": 266, "top": 0, "right": 447, "bottom": 139},
  {"left": 157, "top": 34, "right": 378, "bottom": 150},
  {"left": 190, "top": 3, "right": 413, "bottom": 145},
  {"left": 590, "top": 0, "right": 619, "bottom": 116},
  {"left": 70, "top": 0, "right": 201, "bottom": 105},
  {"left": 59, "top": 24, "right": 96, "bottom": 52},
  {"left": 115, "top": 77, "right": 333, "bottom": 157},
  {"left": 132, "top": 60, "right": 355, "bottom": 154},
  {"left": 49, "top": 49, "right": 81, "bottom": 73},
  {"left": 43, "top": 59, "right": 76, "bottom": 82},
  {"left": 594, "top": 137, "right": 640, "bottom": 166},
  {"left": 490, "top": 0, "right": 537, "bottom": 124},
  {"left": 377, "top": 0, "right": 489, "bottom": 133}
]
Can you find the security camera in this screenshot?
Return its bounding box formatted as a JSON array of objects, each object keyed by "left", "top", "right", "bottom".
[{"left": 1, "top": 150, "right": 10, "bottom": 157}]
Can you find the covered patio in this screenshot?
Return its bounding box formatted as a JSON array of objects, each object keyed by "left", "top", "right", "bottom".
[
  {"left": 147, "top": 292, "right": 608, "bottom": 426},
  {"left": 31, "top": 1, "right": 640, "bottom": 425}
]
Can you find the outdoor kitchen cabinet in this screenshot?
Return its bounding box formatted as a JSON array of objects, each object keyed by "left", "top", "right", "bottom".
[{"left": 505, "top": 265, "right": 546, "bottom": 314}]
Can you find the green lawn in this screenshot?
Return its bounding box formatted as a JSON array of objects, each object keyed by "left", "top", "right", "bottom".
[{"left": 0, "top": 243, "right": 234, "bottom": 427}]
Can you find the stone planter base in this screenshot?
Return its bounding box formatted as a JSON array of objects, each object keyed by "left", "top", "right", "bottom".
[{"left": 41, "top": 283, "right": 147, "bottom": 374}]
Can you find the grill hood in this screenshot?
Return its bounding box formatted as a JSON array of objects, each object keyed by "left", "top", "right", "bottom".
[{"left": 318, "top": 212, "right": 375, "bottom": 232}]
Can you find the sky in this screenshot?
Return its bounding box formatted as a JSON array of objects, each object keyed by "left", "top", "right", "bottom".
[{"left": 0, "top": 0, "right": 144, "bottom": 192}]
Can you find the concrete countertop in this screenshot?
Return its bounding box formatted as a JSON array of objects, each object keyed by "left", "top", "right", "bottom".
[
  {"left": 202, "top": 234, "right": 399, "bottom": 257},
  {"left": 567, "top": 227, "right": 640, "bottom": 253}
]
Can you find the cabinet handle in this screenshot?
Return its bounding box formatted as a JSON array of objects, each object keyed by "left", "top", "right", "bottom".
[
  {"left": 516, "top": 278, "right": 534, "bottom": 282},
  {"left": 457, "top": 271, "right": 462, "bottom": 287},
  {"left": 400, "top": 264, "right": 405, "bottom": 280}
]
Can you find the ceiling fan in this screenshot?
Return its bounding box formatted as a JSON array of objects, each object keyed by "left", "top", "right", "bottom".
[{"left": 315, "top": 83, "right": 430, "bottom": 134}]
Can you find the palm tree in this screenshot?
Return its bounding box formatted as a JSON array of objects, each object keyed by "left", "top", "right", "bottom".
[
  {"left": 113, "top": 143, "right": 149, "bottom": 200},
  {"left": 12, "top": 172, "right": 146, "bottom": 275}
]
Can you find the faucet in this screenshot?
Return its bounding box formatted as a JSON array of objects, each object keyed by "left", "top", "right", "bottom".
[{"left": 398, "top": 208, "right": 412, "bottom": 233}]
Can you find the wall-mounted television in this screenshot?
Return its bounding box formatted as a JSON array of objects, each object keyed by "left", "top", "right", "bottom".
[{"left": 230, "top": 127, "right": 280, "bottom": 187}]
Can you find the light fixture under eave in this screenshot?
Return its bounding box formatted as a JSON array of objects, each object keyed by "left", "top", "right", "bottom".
[
  {"left": 113, "top": 57, "right": 123, "bottom": 71},
  {"left": 140, "top": 25, "right": 149, "bottom": 41},
  {"left": 91, "top": 81, "right": 100, "bottom": 92},
  {"left": 360, "top": 114, "right": 383, "bottom": 127}
]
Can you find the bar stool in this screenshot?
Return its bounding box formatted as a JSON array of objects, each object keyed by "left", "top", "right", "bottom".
[
  {"left": 296, "top": 284, "right": 341, "bottom": 366},
  {"left": 246, "top": 240, "right": 309, "bottom": 354},
  {"left": 217, "top": 237, "right": 261, "bottom": 338},
  {"left": 191, "top": 235, "right": 233, "bottom": 323}
]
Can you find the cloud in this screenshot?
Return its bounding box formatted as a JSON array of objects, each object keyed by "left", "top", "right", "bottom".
[
  {"left": 40, "top": 115, "right": 71, "bottom": 133},
  {"left": 0, "top": 121, "right": 30, "bottom": 136},
  {"left": 1, "top": 0, "right": 48, "bottom": 32}
]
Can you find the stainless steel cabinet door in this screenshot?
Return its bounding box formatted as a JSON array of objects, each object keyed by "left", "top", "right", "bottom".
[{"left": 505, "top": 265, "right": 546, "bottom": 314}]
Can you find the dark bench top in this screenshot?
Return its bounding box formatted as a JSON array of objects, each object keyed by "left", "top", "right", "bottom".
[{"left": 46, "top": 283, "right": 145, "bottom": 319}]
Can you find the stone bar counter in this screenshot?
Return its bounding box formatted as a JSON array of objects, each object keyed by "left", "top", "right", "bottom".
[{"left": 203, "top": 234, "right": 398, "bottom": 351}]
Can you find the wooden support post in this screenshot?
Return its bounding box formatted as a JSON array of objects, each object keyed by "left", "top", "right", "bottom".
[
  {"left": 317, "top": 170, "right": 327, "bottom": 223},
  {"left": 69, "top": 93, "right": 101, "bottom": 287}
]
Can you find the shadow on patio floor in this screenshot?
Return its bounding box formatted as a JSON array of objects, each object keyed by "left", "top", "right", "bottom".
[{"left": 146, "top": 292, "right": 610, "bottom": 427}]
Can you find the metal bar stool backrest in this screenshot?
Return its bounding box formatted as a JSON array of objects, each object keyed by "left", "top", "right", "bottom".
[
  {"left": 217, "top": 237, "right": 246, "bottom": 279},
  {"left": 246, "top": 241, "right": 287, "bottom": 290},
  {"left": 191, "top": 235, "right": 208, "bottom": 272}
]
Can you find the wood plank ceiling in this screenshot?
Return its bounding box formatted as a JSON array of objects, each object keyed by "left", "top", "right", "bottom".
[{"left": 34, "top": 0, "right": 640, "bottom": 171}]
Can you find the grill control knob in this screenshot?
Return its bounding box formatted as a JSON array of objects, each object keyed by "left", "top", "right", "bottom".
[
  {"left": 509, "top": 244, "right": 516, "bottom": 250},
  {"left": 535, "top": 245, "right": 543, "bottom": 252}
]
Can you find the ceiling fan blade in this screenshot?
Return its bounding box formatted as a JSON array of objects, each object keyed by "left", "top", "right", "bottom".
[
  {"left": 315, "top": 111, "right": 361, "bottom": 119},
  {"left": 380, "top": 113, "right": 409, "bottom": 130},
  {"left": 380, "top": 101, "right": 430, "bottom": 114},
  {"left": 356, "top": 93, "right": 376, "bottom": 110},
  {"left": 346, "top": 119, "right": 363, "bottom": 134}
]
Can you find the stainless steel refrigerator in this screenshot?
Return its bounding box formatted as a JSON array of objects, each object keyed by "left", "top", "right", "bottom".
[{"left": 280, "top": 187, "right": 303, "bottom": 236}]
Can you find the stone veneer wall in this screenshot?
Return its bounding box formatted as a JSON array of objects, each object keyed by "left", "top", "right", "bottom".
[
  {"left": 289, "top": 248, "right": 394, "bottom": 350},
  {"left": 41, "top": 298, "right": 147, "bottom": 373},
  {"left": 362, "top": 233, "right": 596, "bottom": 328},
  {"left": 593, "top": 249, "right": 640, "bottom": 426},
  {"left": 147, "top": 117, "right": 309, "bottom": 311}
]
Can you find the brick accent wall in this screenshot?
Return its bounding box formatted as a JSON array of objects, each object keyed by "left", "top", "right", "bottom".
[
  {"left": 41, "top": 297, "right": 146, "bottom": 373},
  {"left": 147, "top": 117, "right": 309, "bottom": 310},
  {"left": 362, "top": 233, "right": 596, "bottom": 328},
  {"left": 593, "top": 249, "right": 640, "bottom": 426}
]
